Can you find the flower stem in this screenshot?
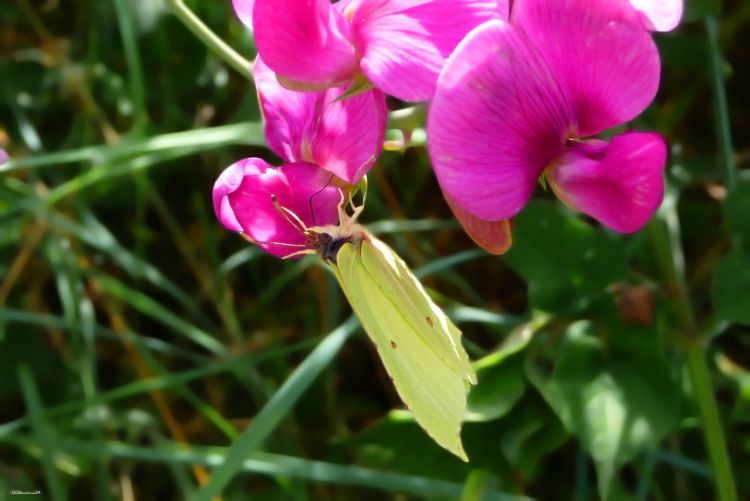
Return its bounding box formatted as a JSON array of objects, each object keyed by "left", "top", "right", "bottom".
[
  {"left": 163, "top": 0, "right": 254, "bottom": 81},
  {"left": 706, "top": 16, "right": 736, "bottom": 190},
  {"left": 649, "top": 200, "right": 737, "bottom": 501},
  {"left": 683, "top": 338, "right": 737, "bottom": 501}
]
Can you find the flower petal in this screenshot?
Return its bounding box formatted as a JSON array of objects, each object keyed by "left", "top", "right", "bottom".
[
  {"left": 232, "top": 0, "right": 253, "bottom": 29},
  {"left": 255, "top": 58, "right": 317, "bottom": 163},
  {"left": 546, "top": 133, "right": 666, "bottom": 233},
  {"left": 308, "top": 87, "right": 387, "bottom": 184},
  {"left": 352, "top": 0, "right": 507, "bottom": 101},
  {"left": 213, "top": 159, "right": 341, "bottom": 258},
  {"left": 444, "top": 192, "right": 513, "bottom": 255},
  {"left": 629, "top": 0, "right": 683, "bottom": 32},
  {"left": 255, "top": 58, "right": 387, "bottom": 184},
  {"left": 428, "top": 20, "right": 571, "bottom": 221},
  {"left": 253, "top": 0, "right": 360, "bottom": 90},
  {"left": 513, "top": 0, "right": 661, "bottom": 136}
]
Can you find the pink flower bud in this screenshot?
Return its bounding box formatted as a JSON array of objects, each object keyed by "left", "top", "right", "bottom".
[{"left": 213, "top": 159, "right": 341, "bottom": 258}]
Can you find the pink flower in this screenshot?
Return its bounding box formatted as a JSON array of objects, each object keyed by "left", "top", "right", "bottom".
[
  {"left": 244, "top": 0, "right": 509, "bottom": 102},
  {"left": 629, "top": 0, "right": 684, "bottom": 31},
  {"left": 256, "top": 58, "right": 387, "bottom": 184},
  {"left": 213, "top": 159, "right": 342, "bottom": 258},
  {"left": 213, "top": 58, "right": 385, "bottom": 258},
  {"left": 0, "top": 149, "right": 7, "bottom": 165},
  {"left": 428, "top": 0, "right": 667, "bottom": 235}
]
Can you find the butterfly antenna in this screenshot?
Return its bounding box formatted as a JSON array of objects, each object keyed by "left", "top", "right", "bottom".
[
  {"left": 270, "top": 194, "right": 308, "bottom": 235},
  {"left": 240, "top": 232, "right": 306, "bottom": 249},
  {"left": 307, "top": 172, "right": 336, "bottom": 226}
]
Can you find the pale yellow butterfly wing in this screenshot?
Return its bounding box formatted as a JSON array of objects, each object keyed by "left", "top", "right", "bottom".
[{"left": 330, "top": 233, "right": 476, "bottom": 460}]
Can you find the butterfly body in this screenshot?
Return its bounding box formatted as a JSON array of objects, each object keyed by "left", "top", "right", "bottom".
[{"left": 305, "top": 222, "right": 365, "bottom": 264}]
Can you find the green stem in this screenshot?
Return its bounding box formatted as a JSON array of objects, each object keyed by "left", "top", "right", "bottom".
[
  {"left": 683, "top": 339, "right": 737, "bottom": 501},
  {"left": 649, "top": 201, "right": 737, "bottom": 501},
  {"left": 164, "top": 0, "right": 253, "bottom": 81},
  {"left": 706, "top": 16, "right": 736, "bottom": 190}
]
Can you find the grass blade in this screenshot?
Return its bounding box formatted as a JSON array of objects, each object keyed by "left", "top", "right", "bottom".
[
  {"left": 193, "top": 316, "right": 360, "bottom": 501},
  {"left": 1, "top": 122, "right": 263, "bottom": 172},
  {"left": 92, "top": 274, "right": 229, "bottom": 357},
  {"left": 17, "top": 364, "right": 67, "bottom": 501},
  {"left": 6, "top": 438, "right": 532, "bottom": 501}
]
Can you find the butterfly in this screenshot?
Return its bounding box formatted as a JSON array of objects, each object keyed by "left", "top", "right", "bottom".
[{"left": 243, "top": 189, "right": 477, "bottom": 460}]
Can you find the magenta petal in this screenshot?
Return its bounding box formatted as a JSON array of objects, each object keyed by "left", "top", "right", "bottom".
[
  {"left": 308, "top": 87, "right": 387, "bottom": 184},
  {"left": 253, "top": 0, "right": 359, "bottom": 90},
  {"left": 255, "top": 58, "right": 386, "bottom": 184},
  {"left": 213, "top": 157, "right": 262, "bottom": 233},
  {"left": 255, "top": 58, "right": 317, "bottom": 163},
  {"left": 212, "top": 159, "right": 341, "bottom": 258},
  {"left": 514, "top": 0, "right": 661, "bottom": 136},
  {"left": 629, "top": 0, "right": 683, "bottom": 31},
  {"left": 352, "top": 0, "right": 507, "bottom": 102},
  {"left": 546, "top": 133, "right": 666, "bottom": 233},
  {"left": 232, "top": 0, "right": 253, "bottom": 29},
  {"left": 428, "top": 20, "right": 571, "bottom": 221},
  {"left": 444, "top": 192, "right": 513, "bottom": 255}
]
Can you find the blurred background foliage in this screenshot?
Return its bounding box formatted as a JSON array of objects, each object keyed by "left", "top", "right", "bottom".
[{"left": 0, "top": 0, "right": 749, "bottom": 499}]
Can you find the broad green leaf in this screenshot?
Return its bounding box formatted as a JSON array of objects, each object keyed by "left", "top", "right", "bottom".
[
  {"left": 348, "top": 393, "right": 567, "bottom": 489},
  {"left": 528, "top": 321, "right": 680, "bottom": 499},
  {"left": 346, "top": 411, "right": 471, "bottom": 481},
  {"left": 498, "top": 392, "right": 567, "bottom": 478},
  {"left": 466, "top": 354, "right": 525, "bottom": 423},
  {"left": 347, "top": 409, "right": 521, "bottom": 488},
  {"left": 504, "top": 201, "right": 629, "bottom": 311}
]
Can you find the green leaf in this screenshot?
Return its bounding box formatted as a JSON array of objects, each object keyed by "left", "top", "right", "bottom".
[
  {"left": 346, "top": 411, "right": 471, "bottom": 481},
  {"left": 504, "top": 201, "right": 629, "bottom": 311},
  {"left": 497, "top": 390, "right": 568, "bottom": 479},
  {"left": 712, "top": 249, "right": 750, "bottom": 326},
  {"left": 350, "top": 414, "right": 521, "bottom": 487},
  {"left": 528, "top": 321, "right": 680, "bottom": 499},
  {"left": 466, "top": 354, "right": 526, "bottom": 423}
]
